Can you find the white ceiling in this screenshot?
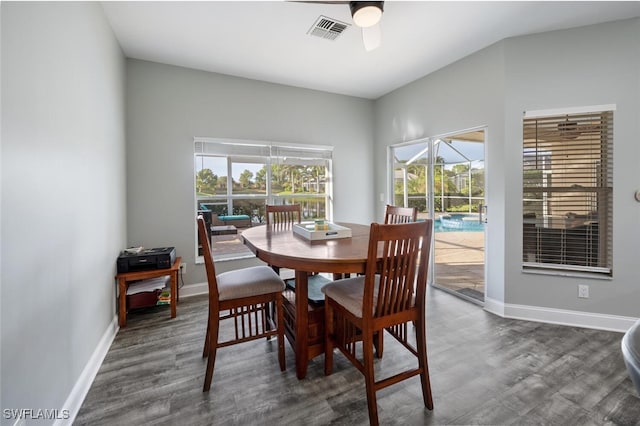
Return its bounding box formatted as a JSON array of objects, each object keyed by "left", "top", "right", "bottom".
[{"left": 101, "top": 1, "right": 640, "bottom": 99}]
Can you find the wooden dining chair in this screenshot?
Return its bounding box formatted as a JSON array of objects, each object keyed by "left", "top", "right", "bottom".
[
  {"left": 266, "top": 203, "right": 302, "bottom": 226},
  {"left": 322, "top": 220, "right": 434, "bottom": 426},
  {"left": 368, "top": 204, "right": 418, "bottom": 356},
  {"left": 265, "top": 202, "right": 327, "bottom": 280},
  {"left": 265, "top": 204, "right": 301, "bottom": 275},
  {"left": 384, "top": 204, "right": 417, "bottom": 224},
  {"left": 197, "top": 216, "right": 286, "bottom": 392}
]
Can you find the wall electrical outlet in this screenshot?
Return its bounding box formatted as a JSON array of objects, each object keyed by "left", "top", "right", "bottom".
[
  {"left": 180, "top": 262, "right": 187, "bottom": 275},
  {"left": 578, "top": 284, "right": 589, "bottom": 299}
]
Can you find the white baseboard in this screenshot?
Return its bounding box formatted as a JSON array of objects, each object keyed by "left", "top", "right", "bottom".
[
  {"left": 187, "top": 285, "right": 636, "bottom": 332},
  {"left": 56, "top": 315, "right": 119, "bottom": 426},
  {"left": 179, "top": 281, "right": 208, "bottom": 298},
  {"left": 484, "top": 297, "right": 637, "bottom": 333},
  {"left": 483, "top": 296, "right": 505, "bottom": 317}
]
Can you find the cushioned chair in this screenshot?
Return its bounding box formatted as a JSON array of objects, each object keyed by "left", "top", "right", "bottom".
[
  {"left": 374, "top": 204, "right": 419, "bottom": 356},
  {"left": 384, "top": 204, "right": 417, "bottom": 224},
  {"left": 323, "top": 221, "right": 434, "bottom": 426},
  {"left": 622, "top": 319, "right": 640, "bottom": 395},
  {"left": 211, "top": 213, "right": 252, "bottom": 228},
  {"left": 197, "top": 216, "right": 286, "bottom": 392}
]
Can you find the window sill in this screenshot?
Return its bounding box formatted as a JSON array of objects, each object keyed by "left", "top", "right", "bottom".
[{"left": 522, "top": 266, "right": 612, "bottom": 281}]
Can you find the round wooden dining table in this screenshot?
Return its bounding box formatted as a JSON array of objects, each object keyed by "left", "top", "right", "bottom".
[{"left": 242, "top": 222, "right": 371, "bottom": 379}]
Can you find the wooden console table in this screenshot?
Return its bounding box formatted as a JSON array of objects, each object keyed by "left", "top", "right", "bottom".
[{"left": 116, "top": 257, "right": 181, "bottom": 327}]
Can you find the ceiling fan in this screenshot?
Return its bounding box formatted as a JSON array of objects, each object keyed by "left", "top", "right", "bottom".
[
  {"left": 533, "top": 120, "right": 604, "bottom": 141},
  {"left": 300, "top": 1, "right": 385, "bottom": 51}
]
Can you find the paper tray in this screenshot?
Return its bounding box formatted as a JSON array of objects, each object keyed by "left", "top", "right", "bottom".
[{"left": 292, "top": 222, "right": 352, "bottom": 241}]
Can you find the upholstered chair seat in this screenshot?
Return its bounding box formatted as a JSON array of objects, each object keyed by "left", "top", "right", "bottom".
[{"left": 217, "top": 266, "right": 285, "bottom": 301}]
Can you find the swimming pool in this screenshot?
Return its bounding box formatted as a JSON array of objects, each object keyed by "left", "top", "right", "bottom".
[{"left": 435, "top": 214, "right": 485, "bottom": 232}]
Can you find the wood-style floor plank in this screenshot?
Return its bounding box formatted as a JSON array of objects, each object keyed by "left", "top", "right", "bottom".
[{"left": 75, "top": 288, "right": 639, "bottom": 425}]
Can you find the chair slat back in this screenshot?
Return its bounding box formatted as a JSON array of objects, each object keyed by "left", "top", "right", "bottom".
[
  {"left": 384, "top": 204, "right": 417, "bottom": 224},
  {"left": 266, "top": 204, "right": 302, "bottom": 226},
  {"left": 197, "top": 216, "right": 220, "bottom": 301},
  {"left": 364, "top": 221, "right": 432, "bottom": 319}
]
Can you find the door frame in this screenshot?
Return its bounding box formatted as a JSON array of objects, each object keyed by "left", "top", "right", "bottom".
[{"left": 387, "top": 125, "right": 488, "bottom": 304}]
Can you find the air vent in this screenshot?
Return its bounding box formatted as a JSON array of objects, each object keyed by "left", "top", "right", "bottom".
[{"left": 308, "top": 16, "right": 350, "bottom": 41}]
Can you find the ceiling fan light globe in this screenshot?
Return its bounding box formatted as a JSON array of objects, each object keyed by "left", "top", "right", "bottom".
[{"left": 350, "top": 2, "right": 383, "bottom": 28}]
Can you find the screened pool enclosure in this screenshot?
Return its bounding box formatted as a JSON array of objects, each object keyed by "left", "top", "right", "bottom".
[{"left": 392, "top": 134, "right": 485, "bottom": 220}]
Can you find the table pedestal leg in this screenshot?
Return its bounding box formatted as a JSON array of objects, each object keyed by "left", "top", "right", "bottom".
[{"left": 294, "top": 270, "right": 309, "bottom": 379}]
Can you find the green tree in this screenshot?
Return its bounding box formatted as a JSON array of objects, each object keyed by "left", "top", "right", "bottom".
[
  {"left": 217, "top": 176, "right": 228, "bottom": 191},
  {"left": 271, "top": 164, "right": 288, "bottom": 192},
  {"left": 434, "top": 162, "right": 457, "bottom": 196},
  {"left": 452, "top": 163, "right": 469, "bottom": 175},
  {"left": 290, "top": 167, "right": 299, "bottom": 193},
  {"left": 255, "top": 166, "right": 267, "bottom": 190},
  {"left": 196, "top": 168, "right": 217, "bottom": 194},
  {"left": 311, "top": 166, "right": 324, "bottom": 193},
  {"left": 407, "top": 164, "right": 426, "bottom": 194},
  {"left": 300, "top": 166, "right": 314, "bottom": 192},
  {"left": 471, "top": 168, "right": 485, "bottom": 196},
  {"left": 239, "top": 169, "right": 254, "bottom": 188}
]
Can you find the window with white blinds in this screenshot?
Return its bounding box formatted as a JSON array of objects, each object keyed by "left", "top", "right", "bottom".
[{"left": 522, "top": 107, "right": 613, "bottom": 275}]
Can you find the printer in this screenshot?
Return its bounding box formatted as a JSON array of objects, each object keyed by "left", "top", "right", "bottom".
[{"left": 117, "top": 247, "right": 176, "bottom": 274}]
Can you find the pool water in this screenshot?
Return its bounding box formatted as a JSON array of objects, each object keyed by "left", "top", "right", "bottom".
[{"left": 435, "top": 214, "right": 485, "bottom": 232}]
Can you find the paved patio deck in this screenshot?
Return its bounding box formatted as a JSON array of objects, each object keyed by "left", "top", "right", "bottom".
[{"left": 434, "top": 230, "right": 485, "bottom": 301}]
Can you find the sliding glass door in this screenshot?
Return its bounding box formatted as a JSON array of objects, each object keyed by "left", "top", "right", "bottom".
[{"left": 389, "top": 130, "right": 486, "bottom": 304}]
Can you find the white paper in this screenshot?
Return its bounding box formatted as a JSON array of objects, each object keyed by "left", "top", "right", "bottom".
[{"left": 126, "top": 276, "right": 170, "bottom": 295}]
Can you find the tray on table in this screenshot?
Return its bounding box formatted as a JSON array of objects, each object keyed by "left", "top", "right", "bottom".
[{"left": 292, "top": 222, "right": 352, "bottom": 241}]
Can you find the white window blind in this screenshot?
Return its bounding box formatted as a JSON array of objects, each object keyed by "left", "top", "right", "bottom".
[
  {"left": 195, "top": 139, "right": 333, "bottom": 160},
  {"left": 194, "top": 140, "right": 270, "bottom": 157},
  {"left": 522, "top": 108, "right": 613, "bottom": 275}
]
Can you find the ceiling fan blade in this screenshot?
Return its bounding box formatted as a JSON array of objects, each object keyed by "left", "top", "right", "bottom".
[{"left": 362, "top": 23, "right": 381, "bottom": 51}]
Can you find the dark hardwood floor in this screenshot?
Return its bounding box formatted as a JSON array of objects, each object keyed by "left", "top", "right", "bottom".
[{"left": 75, "top": 287, "right": 640, "bottom": 425}]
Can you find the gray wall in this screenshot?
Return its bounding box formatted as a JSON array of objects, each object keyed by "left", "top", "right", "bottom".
[
  {"left": 1, "top": 2, "right": 126, "bottom": 421},
  {"left": 125, "top": 59, "right": 375, "bottom": 286},
  {"left": 374, "top": 18, "right": 640, "bottom": 318},
  {"left": 374, "top": 42, "right": 508, "bottom": 304},
  {"left": 502, "top": 19, "right": 640, "bottom": 316}
]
